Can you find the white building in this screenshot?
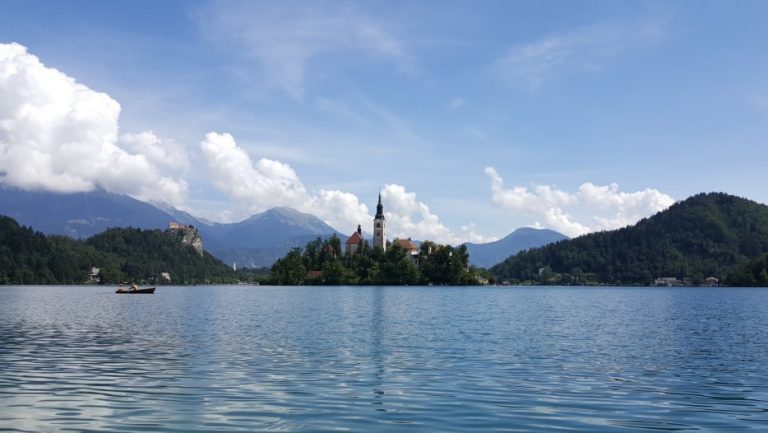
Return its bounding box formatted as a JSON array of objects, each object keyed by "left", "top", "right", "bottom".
[{"left": 373, "top": 193, "right": 386, "bottom": 251}]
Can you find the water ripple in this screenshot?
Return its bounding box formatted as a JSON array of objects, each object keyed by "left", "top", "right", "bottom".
[{"left": 1, "top": 286, "right": 768, "bottom": 432}]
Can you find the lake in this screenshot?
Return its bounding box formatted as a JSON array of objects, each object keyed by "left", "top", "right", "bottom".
[{"left": 1, "top": 286, "right": 767, "bottom": 432}]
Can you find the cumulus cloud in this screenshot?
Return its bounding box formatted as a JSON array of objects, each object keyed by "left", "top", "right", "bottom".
[
  {"left": 0, "top": 42, "right": 188, "bottom": 206},
  {"left": 199, "top": 1, "right": 410, "bottom": 99},
  {"left": 485, "top": 166, "right": 674, "bottom": 237},
  {"left": 200, "top": 131, "right": 371, "bottom": 231},
  {"left": 200, "top": 131, "right": 478, "bottom": 244},
  {"left": 460, "top": 223, "right": 498, "bottom": 244},
  {"left": 381, "top": 184, "right": 455, "bottom": 243},
  {"left": 200, "top": 132, "right": 308, "bottom": 205},
  {"left": 309, "top": 189, "right": 371, "bottom": 236},
  {"left": 119, "top": 131, "right": 189, "bottom": 171}
]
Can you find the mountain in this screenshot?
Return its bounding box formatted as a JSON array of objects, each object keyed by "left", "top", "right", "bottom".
[
  {"left": 207, "top": 207, "right": 340, "bottom": 248},
  {"left": 0, "top": 188, "right": 344, "bottom": 268},
  {"left": 0, "top": 187, "right": 173, "bottom": 238},
  {"left": 0, "top": 214, "right": 236, "bottom": 284},
  {"left": 200, "top": 207, "right": 344, "bottom": 268},
  {"left": 491, "top": 193, "right": 768, "bottom": 285},
  {"left": 465, "top": 227, "right": 568, "bottom": 268}
]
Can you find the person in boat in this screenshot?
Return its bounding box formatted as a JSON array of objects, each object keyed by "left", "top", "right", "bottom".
[{"left": 130, "top": 282, "right": 139, "bottom": 291}]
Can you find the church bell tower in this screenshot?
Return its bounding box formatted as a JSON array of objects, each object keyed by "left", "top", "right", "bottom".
[{"left": 373, "top": 193, "right": 386, "bottom": 251}]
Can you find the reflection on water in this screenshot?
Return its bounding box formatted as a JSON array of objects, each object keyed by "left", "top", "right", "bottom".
[{"left": 1, "top": 286, "right": 768, "bottom": 432}]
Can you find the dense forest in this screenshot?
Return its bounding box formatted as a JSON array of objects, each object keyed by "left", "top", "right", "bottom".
[
  {"left": 270, "top": 236, "right": 487, "bottom": 285},
  {"left": 491, "top": 193, "right": 768, "bottom": 286},
  {"left": 726, "top": 254, "right": 768, "bottom": 286},
  {"left": 0, "top": 215, "right": 237, "bottom": 284}
]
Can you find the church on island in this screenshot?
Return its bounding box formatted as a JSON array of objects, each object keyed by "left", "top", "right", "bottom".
[{"left": 345, "top": 193, "right": 420, "bottom": 262}]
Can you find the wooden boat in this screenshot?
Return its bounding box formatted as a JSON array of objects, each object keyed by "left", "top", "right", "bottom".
[{"left": 116, "top": 285, "right": 156, "bottom": 294}]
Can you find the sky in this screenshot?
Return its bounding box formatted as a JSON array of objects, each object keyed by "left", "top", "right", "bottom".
[{"left": 1, "top": 0, "right": 767, "bottom": 243}]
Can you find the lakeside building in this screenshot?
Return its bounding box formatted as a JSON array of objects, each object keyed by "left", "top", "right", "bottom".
[
  {"left": 346, "top": 194, "right": 388, "bottom": 253},
  {"left": 654, "top": 277, "right": 692, "bottom": 286},
  {"left": 345, "top": 225, "right": 363, "bottom": 253},
  {"left": 89, "top": 267, "right": 100, "bottom": 283},
  {"left": 393, "top": 238, "right": 420, "bottom": 264},
  {"left": 344, "top": 194, "right": 422, "bottom": 266}
]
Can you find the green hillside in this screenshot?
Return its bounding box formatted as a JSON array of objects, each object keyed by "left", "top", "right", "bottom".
[
  {"left": 86, "top": 227, "right": 238, "bottom": 284},
  {"left": 0, "top": 215, "right": 237, "bottom": 285},
  {"left": 491, "top": 193, "right": 768, "bottom": 286},
  {"left": 726, "top": 254, "right": 768, "bottom": 286}
]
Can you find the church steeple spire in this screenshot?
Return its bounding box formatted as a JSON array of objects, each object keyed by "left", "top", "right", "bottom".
[
  {"left": 373, "top": 192, "right": 386, "bottom": 251},
  {"left": 375, "top": 193, "right": 385, "bottom": 220}
]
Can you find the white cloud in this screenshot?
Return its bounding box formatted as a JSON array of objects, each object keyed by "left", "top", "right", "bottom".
[
  {"left": 199, "top": 2, "right": 410, "bottom": 99},
  {"left": 461, "top": 223, "right": 498, "bottom": 244},
  {"left": 200, "top": 131, "right": 372, "bottom": 232},
  {"left": 119, "top": 131, "right": 189, "bottom": 171},
  {"left": 497, "top": 18, "right": 665, "bottom": 87},
  {"left": 200, "top": 132, "right": 308, "bottom": 206},
  {"left": 310, "top": 189, "right": 371, "bottom": 236},
  {"left": 0, "top": 42, "right": 187, "bottom": 206},
  {"left": 485, "top": 166, "right": 674, "bottom": 237},
  {"left": 381, "top": 184, "right": 459, "bottom": 243},
  {"left": 199, "top": 131, "right": 480, "bottom": 244}
]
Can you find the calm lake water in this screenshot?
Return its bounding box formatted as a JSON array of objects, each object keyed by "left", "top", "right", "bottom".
[{"left": 1, "top": 286, "right": 767, "bottom": 432}]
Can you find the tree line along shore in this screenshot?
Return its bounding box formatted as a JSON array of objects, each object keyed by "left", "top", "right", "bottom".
[{"left": 2, "top": 193, "right": 768, "bottom": 286}]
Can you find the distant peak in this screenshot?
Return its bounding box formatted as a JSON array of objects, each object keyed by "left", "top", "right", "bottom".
[
  {"left": 508, "top": 226, "right": 567, "bottom": 237},
  {"left": 270, "top": 206, "right": 301, "bottom": 215},
  {"left": 512, "top": 227, "right": 540, "bottom": 234}
]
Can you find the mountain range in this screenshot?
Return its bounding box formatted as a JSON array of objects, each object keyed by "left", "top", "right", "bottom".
[
  {"left": 464, "top": 227, "right": 568, "bottom": 268},
  {"left": 0, "top": 188, "right": 342, "bottom": 268},
  {"left": 0, "top": 188, "right": 566, "bottom": 268}
]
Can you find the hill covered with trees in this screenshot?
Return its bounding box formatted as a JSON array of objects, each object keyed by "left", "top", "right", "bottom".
[
  {"left": 726, "top": 254, "right": 768, "bottom": 286},
  {"left": 271, "top": 236, "right": 485, "bottom": 285},
  {"left": 491, "top": 193, "right": 768, "bottom": 286},
  {"left": 0, "top": 215, "right": 237, "bottom": 284}
]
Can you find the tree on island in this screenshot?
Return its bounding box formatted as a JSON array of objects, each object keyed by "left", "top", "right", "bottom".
[{"left": 269, "top": 235, "right": 485, "bottom": 285}]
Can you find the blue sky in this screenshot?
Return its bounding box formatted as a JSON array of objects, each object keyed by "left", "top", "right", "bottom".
[{"left": 1, "top": 0, "right": 767, "bottom": 242}]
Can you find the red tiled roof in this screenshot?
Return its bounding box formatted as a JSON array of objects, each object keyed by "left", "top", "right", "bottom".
[
  {"left": 306, "top": 270, "right": 323, "bottom": 279},
  {"left": 394, "top": 238, "right": 417, "bottom": 251},
  {"left": 346, "top": 231, "right": 363, "bottom": 245}
]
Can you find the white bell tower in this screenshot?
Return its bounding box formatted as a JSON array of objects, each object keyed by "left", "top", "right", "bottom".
[{"left": 373, "top": 193, "right": 386, "bottom": 251}]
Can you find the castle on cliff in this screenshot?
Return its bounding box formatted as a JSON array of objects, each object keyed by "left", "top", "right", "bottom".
[{"left": 168, "top": 222, "right": 204, "bottom": 256}]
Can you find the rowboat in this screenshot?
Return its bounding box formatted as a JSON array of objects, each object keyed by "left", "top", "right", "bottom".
[{"left": 116, "top": 285, "right": 156, "bottom": 294}]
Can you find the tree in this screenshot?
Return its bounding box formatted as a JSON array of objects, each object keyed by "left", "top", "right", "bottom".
[
  {"left": 271, "top": 248, "right": 306, "bottom": 285},
  {"left": 492, "top": 193, "right": 768, "bottom": 285},
  {"left": 0, "top": 217, "right": 237, "bottom": 285},
  {"left": 378, "top": 243, "right": 420, "bottom": 285}
]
